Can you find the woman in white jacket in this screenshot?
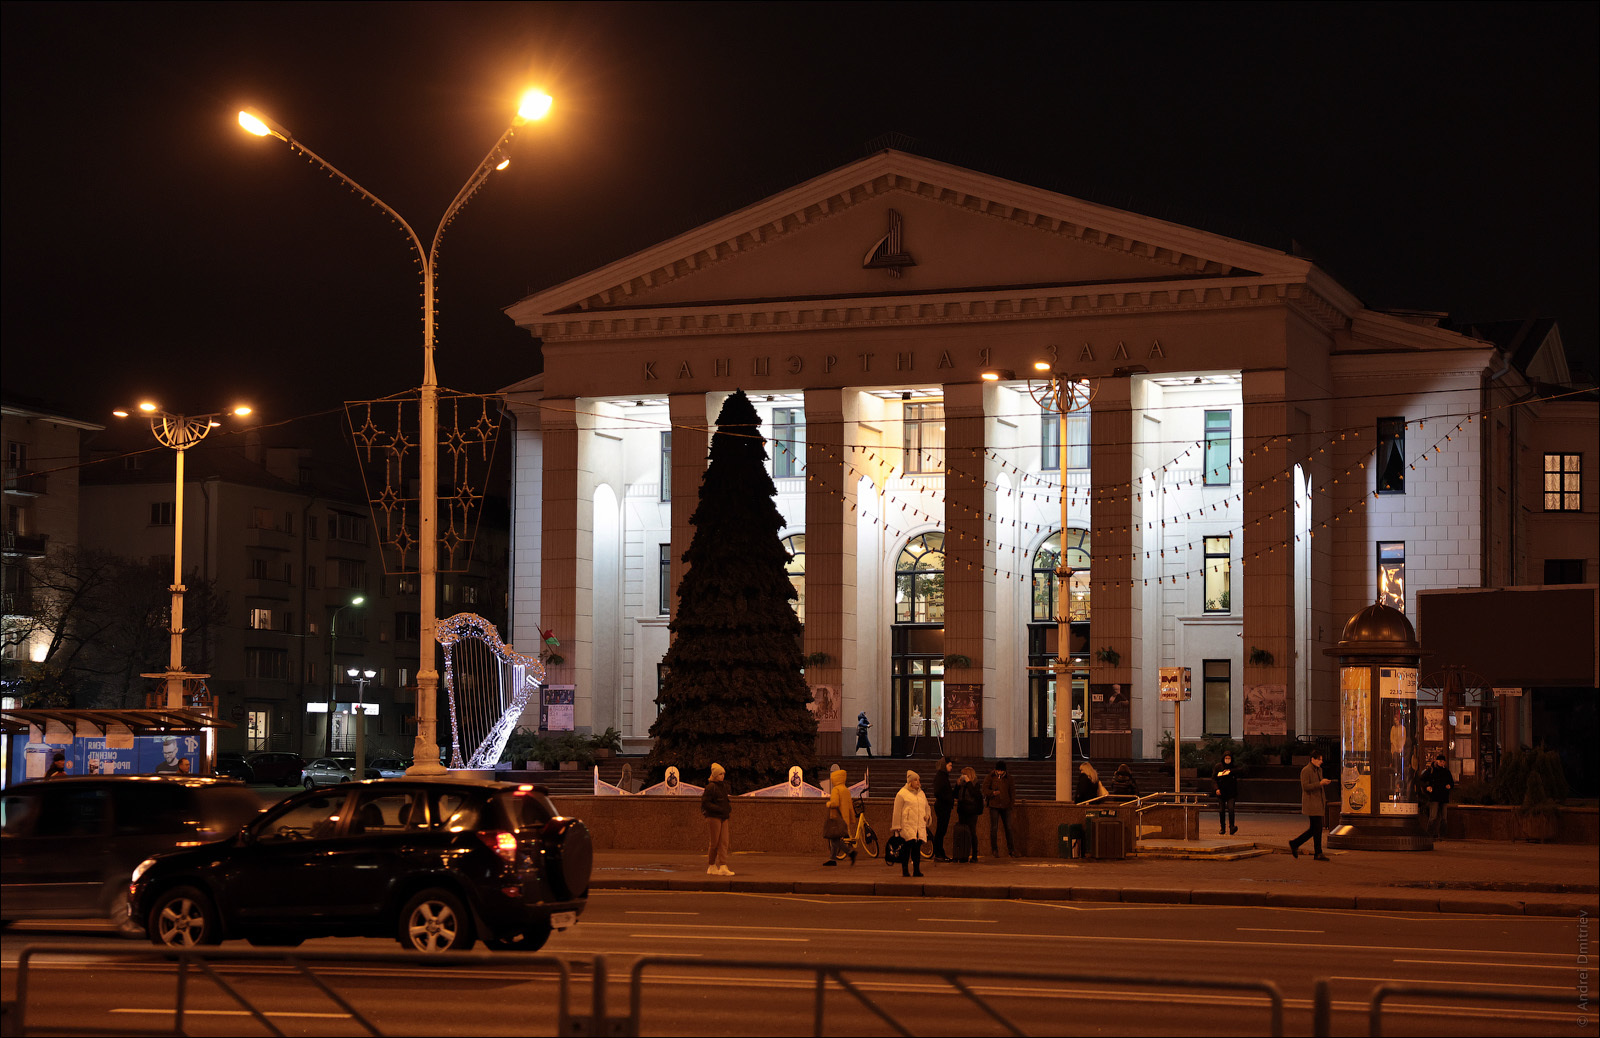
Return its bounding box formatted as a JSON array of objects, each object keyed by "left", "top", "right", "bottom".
[{"left": 891, "top": 769, "right": 933, "bottom": 877}]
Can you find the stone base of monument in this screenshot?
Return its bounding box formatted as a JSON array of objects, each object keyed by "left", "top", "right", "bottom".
[{"left": 1326, "top": 814, "right": 1433, "bottom": 851}]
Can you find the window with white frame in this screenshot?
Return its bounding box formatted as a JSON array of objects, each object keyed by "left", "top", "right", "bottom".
[
  {"left": 659, "top": 544, "right": 671, "bottom": 615},
  {"left": 1204, "top": 410, "right": 1232, "bottom": 486},
  {"left": 1204, "top": 536, "right": 1231, "bottom": 613},
  {"left": 903, "top": 402, "right": 944, "bottom": 475},
  {"left": 246, "top": 708, "right": 270, "bottom": 751},
  {"left": 660, "top": 431, "right": 672, "bottom": 502},
  {"left": 1203, "top": 659, "right": 1230, "bottom": 736},
  {"left": 1040, "top": 409, "right": 1089, "bottom": 471},
  {"left": 772, "top": 407, "right": 805, "bottom": 478},
  {"left": 150, "top": 501, "right": 174, "bottom": 526},
  {"left": 1377, "top": 417, "right": 1406, "bottom": 494},
  {"left": 782, "top": 534, "right": 805, "bottom": 623}
]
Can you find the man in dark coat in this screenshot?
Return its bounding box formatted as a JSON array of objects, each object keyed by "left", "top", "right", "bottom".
[
  {"left": 983, "top": 760, "right": 1018, "bottom": 857},
  {"left": 932, "top": 757, "right": 956, "bottom": 860},
  {"left": 1288, "top": 750, "right": 1332, "bottom": 860},
  {"left": 1213, "top": 751, "right": 1241, "bottom": 835},
  {"left": 1421, "top": 753, "right": 1455, "bottom": 839}
]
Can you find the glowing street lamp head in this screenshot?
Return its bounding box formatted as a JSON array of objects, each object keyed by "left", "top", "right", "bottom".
[
  {"left": 494, "top": 157, "right": 511, "bottom": 171},
  {"left": 238, "top": 110, "right": 272, "bottom": 137},
  {"left": 112, "top": 409, "right": 129, "bottom": 418},
  {"left": 517, "top": 89, "right": 553, "bottom": 122},
  {"left": 139, "top": 401, "right": 158, "bottom": 413},
  {"left": 233, "top": 405, "right": 252, "bottom": 416},
  {"left": 1034, "top": 361, "right": 1052, "bottom": 372}
]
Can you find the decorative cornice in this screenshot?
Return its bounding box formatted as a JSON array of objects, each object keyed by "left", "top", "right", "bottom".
[{"left": 525, "top": 276, "right": 1354, "bottom": 344}]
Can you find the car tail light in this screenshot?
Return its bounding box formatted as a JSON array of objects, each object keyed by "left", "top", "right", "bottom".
[{"left": 476, "top": 830, "right": 518, "bottom": 863}]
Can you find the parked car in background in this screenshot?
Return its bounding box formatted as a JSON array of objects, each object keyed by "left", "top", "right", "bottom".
[
  {"left": 300, "top": 757, "right": 382, "bottom": 789},
  {"left": 245, "top": 752, "right": 305, "bottom": 787},
  {"left": 131, "top": 778, "right": 592, "bottom": 952},
  {"left": 216, "top": 753, "right": 254, "bottom": 782},
  {"left": 369, "top": 757, "right": 410, "bottom": 778},
  {"left": 1, "top": 776, "right": 263, "bottom": 933}
]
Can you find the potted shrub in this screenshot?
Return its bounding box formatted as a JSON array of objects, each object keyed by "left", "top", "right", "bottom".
[
  {"left": 590, "top": 727, "right": 623, "bottom": 759},
  {"left": 1515, "top": 772, "right": 1562, "bottom": 842},
  {"left": 554, "top": 732, "right": 595, "bottom": 771},
  {"left": 1095, "top": 646, "right": 1121, "bottom": 667}
]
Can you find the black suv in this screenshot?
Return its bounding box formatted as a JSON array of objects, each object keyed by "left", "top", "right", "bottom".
[
  {"left": 130, "top": 778, "right": 591, "bottom": 953},
  {"left": 1, "top": 777, "right": 264, "bottom": 931}
]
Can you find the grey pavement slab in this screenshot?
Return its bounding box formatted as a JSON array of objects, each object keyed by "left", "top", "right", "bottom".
[{"left": 590, "top": 810, "right": 1597, "bottom": 916}]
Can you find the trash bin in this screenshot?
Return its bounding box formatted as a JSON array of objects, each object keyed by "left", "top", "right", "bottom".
[
  {"left": 1091, "top": 817, "right": 1125, "bottom": 860},
  {"left": 1058, "top": 822, "right": 1086, "bottom": 858}
]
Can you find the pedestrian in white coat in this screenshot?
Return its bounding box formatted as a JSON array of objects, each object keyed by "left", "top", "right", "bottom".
[{"left": 891, "top": 769, "right": 933, "bottom": 878}]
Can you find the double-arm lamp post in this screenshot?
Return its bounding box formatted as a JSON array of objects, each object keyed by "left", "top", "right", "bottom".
[
  {"left": 348, "top": 666, "right": 376, "bottom": 777},
  {"left": 1019, "top": 365, "right": 1097, "bottom": 802},
  {"left": 239, "top": 90, "right": 552, "bottom": 776},
  {"left": 115, "top": 401, "right": 252, "bottom": 711}
]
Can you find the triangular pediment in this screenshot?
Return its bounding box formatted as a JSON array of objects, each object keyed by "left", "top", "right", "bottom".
[{"left": 507, "top": 151, "right": 1316, "bottom": 333}]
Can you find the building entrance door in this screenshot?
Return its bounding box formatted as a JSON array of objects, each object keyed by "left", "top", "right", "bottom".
[{"left": 891, "top": 625, "right": 944, "bottom": 757}]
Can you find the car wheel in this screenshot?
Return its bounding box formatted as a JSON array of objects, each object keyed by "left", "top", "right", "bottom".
[
  {"left": 397, "top": 889, "right": 474, "bottom": 953},
  {"left": 304, "top": 777, "right": 316, "bottom": 790},
  {"left": 149, "top": 886, "right": 221, "bottom": 948},
  {"left": 484, "top": 920, "right": 552, "bottom": 952}
]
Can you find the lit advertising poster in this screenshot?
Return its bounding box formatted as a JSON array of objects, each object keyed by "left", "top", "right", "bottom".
[
  {"left": 1422, "top": 708, "right": 1445, "bottom": 742},
  {"left": 1342, "top": 770, "right": 1371, "bottom": 815},
  {"left": 1339, "top": 667, "right": 1370, "bottom": 754},
  {"left": 542, "top": 685, "right": 576, "bottom": 732},
  {"left": 1243, "top": 685, "right": 1287, "bottom": 736},
  {"left": 944, "top": 684, "right": 982, "bottom": 733},
  {"left": 1378, "top": 667, "right": 1418, "bottom": 699}
]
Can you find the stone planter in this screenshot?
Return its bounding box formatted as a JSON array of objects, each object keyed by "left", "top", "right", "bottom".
[
  {"left": 1515, "top": 810, "right": 1562, "bottom": 843},
  {"left": 594, "top": 748, "right": 615, "bottom": 759},
  {"left": 559, "top": 760, "right": 580, "bottom": 771}
]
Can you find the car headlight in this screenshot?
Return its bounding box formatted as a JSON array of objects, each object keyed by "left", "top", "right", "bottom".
[{"left": 130, "top": 857, "right": 159, "bottom": 885}]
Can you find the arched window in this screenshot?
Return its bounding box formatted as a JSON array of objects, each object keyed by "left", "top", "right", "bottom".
[
  {"left": 895, "top": 532, "right": 945, "bottom": 623},
  {"left": 781, "top": 534, "right": 805, "bottom": 623},
  {"left": 1032, "top": 529, "right": 1091, "bottom": 622}
]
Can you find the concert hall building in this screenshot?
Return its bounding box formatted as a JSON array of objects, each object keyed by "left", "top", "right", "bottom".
[{"left": 499, "top": 149, "right": 1595, "bottom": 765}]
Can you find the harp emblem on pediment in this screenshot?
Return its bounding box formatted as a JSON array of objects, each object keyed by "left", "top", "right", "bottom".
[{"left": 863, "top": 208, "right": 916, "bottom": 276}]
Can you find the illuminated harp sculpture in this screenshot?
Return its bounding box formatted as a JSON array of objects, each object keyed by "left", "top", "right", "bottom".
[{"left": 438, "top": 613, "right": 544, "bottom": 770}]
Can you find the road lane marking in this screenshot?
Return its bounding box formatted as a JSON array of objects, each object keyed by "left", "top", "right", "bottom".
[
  {"left": 1394, "top": 958, "right": 1575, "bottom": 970},
  {"left": 918, "top": 918, "right": 997, "bottom": 923},
  {"left": 625, "top": 911, "right": 701, "bottom": 915},
  {"left": 582, "top": 921, "right": 1568, "bottom": 959},
  {"left": 1236, "top": 927, "right": 1323, "bottom": 933},
  {"left": 629, "top": 934, "right": 806, "bottom": 942},
  {"left": 113, "top": 1009, "right": 352, "bottom": 1019},
  {"left": 1327, "top": 975, "right": 1567, "bottom": 991}
]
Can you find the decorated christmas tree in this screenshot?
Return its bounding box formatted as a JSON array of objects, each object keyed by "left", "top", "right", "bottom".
[{"left": 646, "top": 389, "right": 817, "bottom": 792}]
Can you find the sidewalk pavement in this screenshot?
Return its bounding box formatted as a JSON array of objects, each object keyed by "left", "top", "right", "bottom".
[{"left": 589, "top": 813, "right": 1598, "bottom": 916}]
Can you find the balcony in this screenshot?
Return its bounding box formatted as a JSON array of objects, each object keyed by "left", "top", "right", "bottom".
[
  {"left": 2, "top": 529, "right": 48, "bottom": 559},
  {"left": 2, "top": 468, "right": 47, "bottom": 497},
  {"left": 243, "top": 525, "right": 292, "bottom": 551},
  {"left": 243, "top": 577, "right": 292, "bottom": 601}
]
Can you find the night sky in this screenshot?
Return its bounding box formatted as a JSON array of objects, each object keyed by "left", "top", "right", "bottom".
[{"left": 3, "top": 2, "right": 1595, "bottom": 433}]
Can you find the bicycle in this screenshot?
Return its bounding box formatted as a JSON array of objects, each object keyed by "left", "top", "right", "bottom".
[{"left": 831, "top": 793, "right": 881, "bottom": 860}]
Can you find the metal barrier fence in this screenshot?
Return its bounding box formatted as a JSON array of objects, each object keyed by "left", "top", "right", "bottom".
[
  {"left": 625, "top": 956, "right": 1285, "bottom": 1037},
  {"left": 6, "top": 944, "right": 1567, "bottom": 1037}
]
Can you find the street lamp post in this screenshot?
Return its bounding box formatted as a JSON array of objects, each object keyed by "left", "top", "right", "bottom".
[
  {"left": 116, "top": 401, "right": 252, "bottom": 711},
  {"left": 347, "top": 667, "right": 376, "bottom": 777},
  {"left": 240, "top": 90, "right": 552, "bottom": 777},
  {"left": 1026, "top": 366, "right": 1097, "bottom": 802},
  {"left": 326, "top": 595, "right": 365, "bottom": 757}
]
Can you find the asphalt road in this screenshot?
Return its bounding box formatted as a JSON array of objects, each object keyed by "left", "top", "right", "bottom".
[{"left": 2, "top": 891, "right": 1580, "bottom": 1036}]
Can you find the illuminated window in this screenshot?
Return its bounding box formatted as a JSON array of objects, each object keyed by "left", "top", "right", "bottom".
[
  {"left": 1204, "top": 536, "right": 1231, "bottom": 613},
  {"left": 1204, "top": 410, "right": 1232, "bottom": 486},
  {"left": 1543, "top": 453, "right": 1581, "bottom": 511},
  {"left": 895, "top": 532, "right": 945, "bottom": 623},
  {"left": 903, "top": 402, "right": 944, "bottom": 475},
  {"left": 1378, "top": 541, "right": 1405, "bottom": 611},
  {"left": 772, "top": 408, "right": 805, "bottom": 478},
  {"left": 246, "top": 709, "right": 270, "bottom": 752},
  {"left": 249, "top": 608, "right": 274, "bottom": 631},
  {"left": 1032, "top": 529, "right": 1090, "bottom": 622},
  {"left": 1377, "top": 418, "right": 1405, "bottom": 494},
  {"left": 782, "top": 534, "right": 805, "bottom": 623}
]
